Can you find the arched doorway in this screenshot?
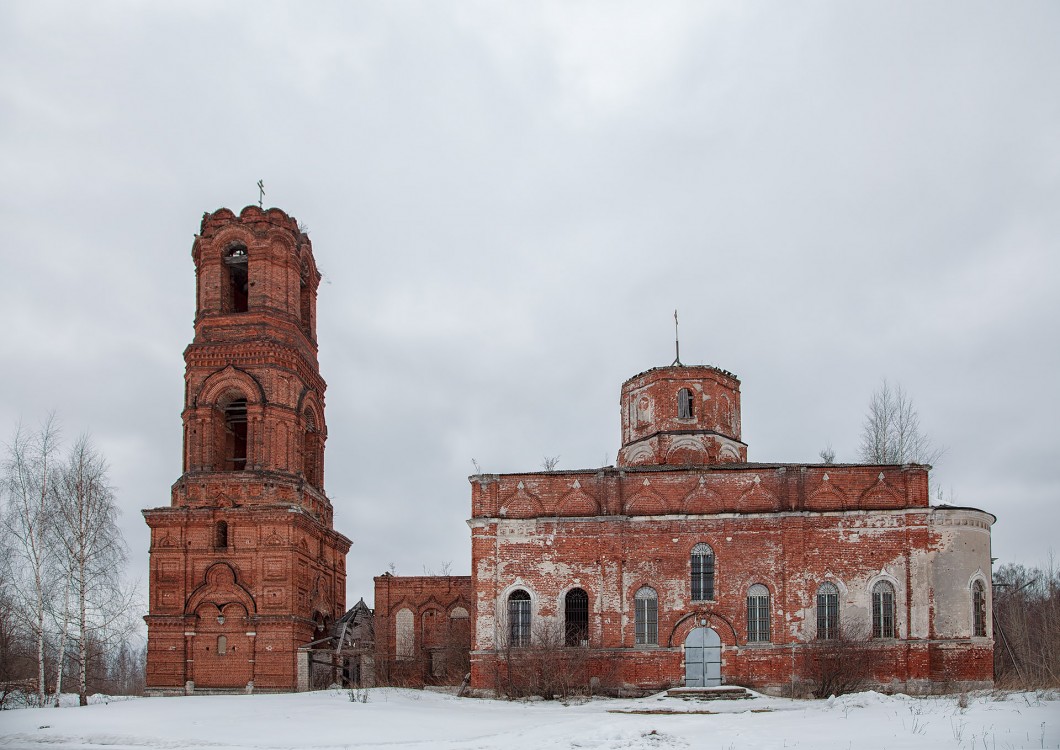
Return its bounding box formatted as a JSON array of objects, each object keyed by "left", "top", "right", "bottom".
[{"left": 684, "top": 627, "right": 721, "bottom": 687}]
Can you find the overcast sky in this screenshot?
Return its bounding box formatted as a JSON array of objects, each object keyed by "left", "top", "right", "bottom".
[{"left": 2, "top": 2, "right": 1058, "bottom": 610}]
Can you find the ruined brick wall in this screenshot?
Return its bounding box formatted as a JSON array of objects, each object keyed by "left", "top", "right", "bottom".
[
  {"left": 374, "top": 575, "right": 473, "bottom": 687},
  {"left": 144, "top": 207, "right": 350, "bottom": 694}
]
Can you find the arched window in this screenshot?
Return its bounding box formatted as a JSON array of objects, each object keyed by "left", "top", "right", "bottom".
[
  {"left": 564, "top": 588, "right": 589, "bottom": 647},
  {"left": 216, "top": 635, "right": 227, "bottom": 655},
  {"left": 677, "top": 388, "right": 694, "bottom": 419},
  {"left": 223, "top": 244, "right": 249, "bottom": 313},
  {"left": 224, "top": 398, "right": 248, "bottom": 471},
  {"left": 395, "top": 608, "right": 414, "bottom": 659},
  {"left": 816, "top": 582, "right": 839, "bottom": 640},
  {"left": 214, "top": 520, "right": 228, "bottom": 549},
  {"left": 872, "top": 581, "right": 896, "bottom": 638},
  {"left": 508, "top": 590, "right": 531, "bottom": 647},
  {"left": 747, "top": 584, "right": 770, "bottom": 643},
  {"left": 634, "top": 586, "right": 658, "bottom": 646},
  {"left": 972, "top": 580, "right": 987, "bottom": 637},
  {"left": 302, "top": 409, "right": 322, "bottom": 487},
  {"left": 299, "top": 261, "right": 312, "bottom": 337},
  {"left": 691, "top": 543, "right": 715, "bottom": 601}
]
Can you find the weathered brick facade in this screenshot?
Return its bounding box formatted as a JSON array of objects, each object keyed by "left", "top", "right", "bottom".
[
  {"left": 469, "top": 366, "right": 994, "bottom": 695},
  {"left": 374, "top": 575, "right": 473, "bottom": 686},
  {"left": 144, "top": 206, "right": 351, "bottom": 694}
]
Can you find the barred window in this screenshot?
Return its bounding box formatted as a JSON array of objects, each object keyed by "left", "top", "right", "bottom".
[
  {"left": 747, "top": 584, "right": 770, "bottom": 643},
  {"left": 634, "top": 587, "right": 658, "bottom": 646},
  {"left": 678, "top": 388, "right": 695, "bottom": 419},
  {"left": 565, "top": 588, "right": 589, "bottom": 647},
  {"left": 872, "top": 581, "right": 896, "bottom": 638},
  {"left": 972, "top": 580, "right": 987, "bottom": 637},
  {"left": 816, "top": 582, "right": 840, "bottom": 640},
  {"left": 508, "top": 590, "right": 531, "bottom": 647},
  {"left": 691, "top": 543, "right": 715, "bottom": 601}
]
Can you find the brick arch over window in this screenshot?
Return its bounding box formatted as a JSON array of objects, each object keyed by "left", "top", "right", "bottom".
[
  {"left": 187, "top": 367, "right": 266, "bottom": 472},
  {"left": 299, "top": 257, "right": 313, "bottom": 337},
  {"left": 395, "top": 607, "right": 415, "bottom": 659},
  {"left": 872, "top": 580, "right": 896, "bottom": 638},
  {"left": 185, "top": 562, "right": 256, "bottom": 616},
  {"left": 816, "top": 582, "right": 840, "bottom": 639},
  {"left": 747, "top": 584, "right": 771, "bottom": 643},
  {"left": 564, "top": 587, "right": 589, "bottom": 646},
  {"left": 634, "top": 586, "right": 658, "bottom": 646},
  {"left": 507, "top": 589, "right": 531, "bottom": 647},
  {"left": 196, "top": 366, "right": 267, "bottom": 408},
  {"left": 301, "top": 407, "right": 323, "bottom": 488},
  {"left": 296, "top": 389, "right": 324, "bottom": 489},
  {"left": 971, "top": 578, "right": 988, "bottom": 637},
  {"left": 222, "top": 242, "right": 249, "bottom": 313}
]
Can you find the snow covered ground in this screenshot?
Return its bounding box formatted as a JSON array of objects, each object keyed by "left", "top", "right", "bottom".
[{"left": 0, "top": 688, "right": 1056, "bottom": 750}]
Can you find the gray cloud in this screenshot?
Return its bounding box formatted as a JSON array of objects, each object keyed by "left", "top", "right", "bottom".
[{"left": 2, "top": 2, "right": 1057, "bottom": 605}]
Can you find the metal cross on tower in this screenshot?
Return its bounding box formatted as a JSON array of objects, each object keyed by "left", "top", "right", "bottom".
[
  {"left": 257, "top": 180, "right": 265, "bottom": 209},
  {"left": 671, "top": 309, "right": 682, "bottom": 366}
]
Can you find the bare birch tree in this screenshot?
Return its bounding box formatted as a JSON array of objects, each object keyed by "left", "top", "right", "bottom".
[
  {"left": 51, "top": 434, "right": 136, "bottom": 706},
  {"left": 1, "top": 417, "right": 62, "bottom": 706},
  {"left": 858, "top": 380, "right": 944, "bottom": 465}
]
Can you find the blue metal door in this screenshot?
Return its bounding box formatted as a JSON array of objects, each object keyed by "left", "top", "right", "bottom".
[{"left": 684, "top": 627, "right": 722, "bottom": 687}]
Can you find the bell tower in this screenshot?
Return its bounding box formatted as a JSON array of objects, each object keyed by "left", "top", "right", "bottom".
[{"left": 144, "top": 206, "right": 351, "bottom": 694}]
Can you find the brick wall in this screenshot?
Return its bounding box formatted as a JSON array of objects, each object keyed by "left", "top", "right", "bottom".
[{"left": 374, "top": 575, "right": 474, "bottom": 687}]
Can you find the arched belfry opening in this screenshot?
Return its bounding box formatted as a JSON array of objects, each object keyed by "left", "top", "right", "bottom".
[
  {"left": 223, "top": 398, "right": 248, "bottom": 471},
  {"left": 302, "top": 408, "right": 322, "bottom": 488},
  {"left": 299, "top": 259, "right": 312, "bottom": 337},
  {"left": 224, "top": 244, "right": 249, "bottom": 313}
]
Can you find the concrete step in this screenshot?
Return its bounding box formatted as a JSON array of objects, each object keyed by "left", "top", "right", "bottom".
[{"left": 666, "top": 686, "right": 754, "bottom": 701}]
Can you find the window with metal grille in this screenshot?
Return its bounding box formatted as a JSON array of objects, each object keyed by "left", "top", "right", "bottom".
[
  {"left": 747, "top": 584, "right": 770, "bottom": 643},
  {"left": 565, "top": 588, "right": 589, "bottom": 646},
  {"left": 872, "top": 581, "right": 896, "bottom": 638},
  {"left": 508, "top": 590, "right": 531, "bottom": 647},
  {"left": 972, "top": 580, "right": 987, "bottom": 637},
  {"left": 678, "top": 388, "right": 695, "bottom": 419},
  {"left": 816, "top": 582, "right": 839, "bottom": 639},
  {"left": 691, "top": 543, "right": 715, "bottom": 601},
  {"left": 634, "top": 587, "right": 658, "bottom": 646}
]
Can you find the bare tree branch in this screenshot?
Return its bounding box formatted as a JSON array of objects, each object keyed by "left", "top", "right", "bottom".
[{"left": 858, "top": 379, "right": 944, "bottom": 465}]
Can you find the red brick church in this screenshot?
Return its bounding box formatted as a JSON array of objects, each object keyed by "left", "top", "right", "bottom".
[
  {"left": 145, "top": 206, "right": 994, "bottom": 696},
  {"left": 466, "top": 365, "right": 995, "bottom": 694}
]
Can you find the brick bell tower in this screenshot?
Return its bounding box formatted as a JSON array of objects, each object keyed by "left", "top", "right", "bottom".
[{"left": 144, "top": 206, "right": 351, "bottom": 694}]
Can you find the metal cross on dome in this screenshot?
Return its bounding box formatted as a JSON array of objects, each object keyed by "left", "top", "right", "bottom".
[{"left": 671, "top": 309, "right": 683, "bottom": 366}]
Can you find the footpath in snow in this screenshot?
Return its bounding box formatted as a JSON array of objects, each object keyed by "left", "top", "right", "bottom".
[{"left": 0, "top": 687, "right": 1056, "bottom": 750}]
